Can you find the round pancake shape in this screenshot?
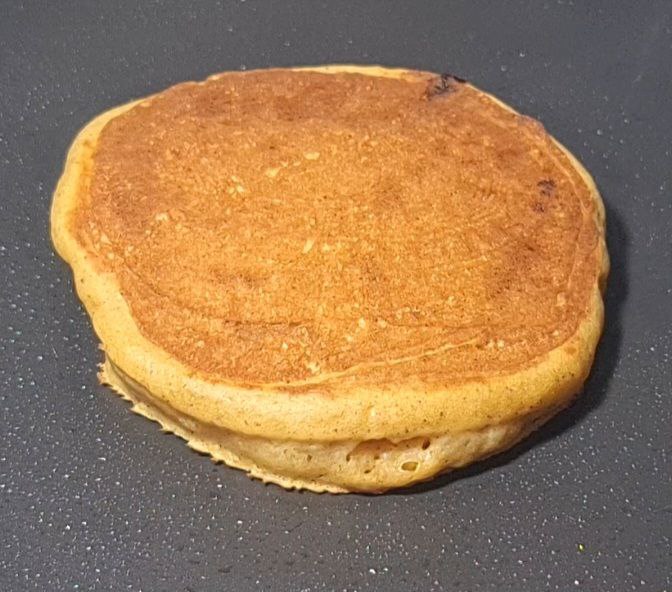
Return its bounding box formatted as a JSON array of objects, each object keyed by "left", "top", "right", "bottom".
[{"left": 51, "top": 66, "right": 608, "bottom": 493}]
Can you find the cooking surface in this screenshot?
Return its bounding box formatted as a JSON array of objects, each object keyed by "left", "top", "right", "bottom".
[{"left": 1, "top": 2, "right": 670, "bottom": 591}]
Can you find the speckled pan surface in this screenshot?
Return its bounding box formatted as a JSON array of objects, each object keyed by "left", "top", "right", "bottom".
[{"left": 1, "top": 1, "right": 670, "bottom": 590}]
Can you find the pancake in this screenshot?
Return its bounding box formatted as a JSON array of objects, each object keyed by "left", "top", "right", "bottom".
[{"left": 51, "top": 65, "right": 609, "bottom": 493}]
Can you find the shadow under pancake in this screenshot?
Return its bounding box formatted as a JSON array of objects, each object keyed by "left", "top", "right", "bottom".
[{"left": 388, "top": 203, "right": 629, "bottom": 496}]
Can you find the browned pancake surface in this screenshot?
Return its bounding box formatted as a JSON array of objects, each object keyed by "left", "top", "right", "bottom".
[{"left": 74, "top": 70, "right": 601, "bottom": 390}]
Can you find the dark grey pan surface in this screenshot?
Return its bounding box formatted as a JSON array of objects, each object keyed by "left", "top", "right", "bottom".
[{"left": 1, "top": 2, "right": 671, "bottom": 591}]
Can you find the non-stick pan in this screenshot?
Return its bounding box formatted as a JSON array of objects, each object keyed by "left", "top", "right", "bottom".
[{"left": 1, "top": 2, "right": 670, "bottom": 590}]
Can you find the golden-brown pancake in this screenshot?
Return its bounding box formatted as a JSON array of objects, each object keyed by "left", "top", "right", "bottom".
[{"left": 51, "top": 65, "right": 608, "bottom": 493}]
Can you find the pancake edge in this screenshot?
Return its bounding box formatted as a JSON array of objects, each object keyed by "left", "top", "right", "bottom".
[{"left": 99, "top": 355, "right": 568, "bottom": 493}]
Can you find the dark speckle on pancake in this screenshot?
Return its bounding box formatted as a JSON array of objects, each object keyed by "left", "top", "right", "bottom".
[
  {"left": 538, "top": 179, "right": 557, "bottom": 197},
  {"left": 425, "top": 72, "right": 467, "bottom": 98}
]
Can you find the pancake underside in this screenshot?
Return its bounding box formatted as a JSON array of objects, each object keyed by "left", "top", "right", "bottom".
[
  {"left": 52, "top": 65, "right": 608, "bottom": 493},
  {"left": 100, "top": 357, "right": 561, "bottom": 493}
]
